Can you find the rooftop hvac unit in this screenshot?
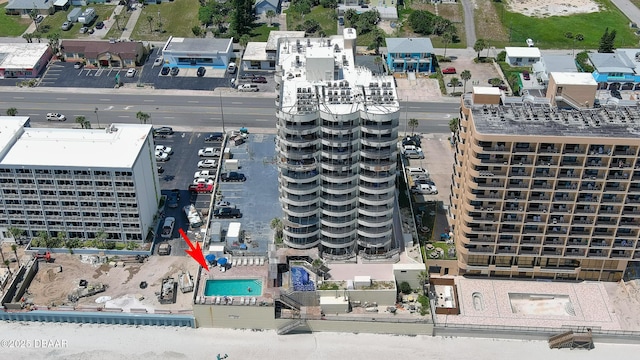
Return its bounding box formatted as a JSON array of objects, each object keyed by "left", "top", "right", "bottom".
[{"left": 307, "top": 39, "right": 311, "bottom": 47}]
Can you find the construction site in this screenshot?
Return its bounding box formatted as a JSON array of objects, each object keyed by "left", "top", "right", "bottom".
[{"left": 3, "top": 252, "right": 198, "bottom": 313}]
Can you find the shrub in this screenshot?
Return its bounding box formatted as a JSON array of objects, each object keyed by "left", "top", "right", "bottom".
[{"left": 399, "top": 281, "right": 412, "bottom": 294}]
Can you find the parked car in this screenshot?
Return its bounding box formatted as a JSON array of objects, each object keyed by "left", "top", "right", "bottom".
[
  {"left": 238, "top": 84, "right": 259, "bottom": 92},
  {"left": 74, "top": 62, "right": 83, "bottom": 69},
  {"left": 46, "top": 113, "right": 66, "bottom": 121},
  {"left": 155, "top": 151, "right": 170, "bottom": 162},
  {"left": 193, "top": 178, "right": 214, "bottom": 186},
  {"left": 125, "top": 68, "right": 136, "bottom": 78},
  {"left": 213, "top": 207, "right": 242, "bottom": 219},
  {"left": 35, "top": 15, "right": 44, "bottom": 23},
  {"left": 166, "top": 192, "right": 179, "bottom": 208},
  {"left": 204, "top": 132, "right": 224, "bottom": 142},
  {"left": 153, "top": 126, "right": 174, "bottom": 136},
  {"left": 95, "top": 21, "right": 105, "bottom": 29},
  {"left": 155, "top": 145, "right": 173, "bottom": 154},
  {"left": 412, "top": 184, "right": 438, "bottom": 195},
  {"left": 338, "top": 17, "right": 344, "bottom": 26},
  {"left": 79, "top": 26, "right": 89, "bottom": 34},
  {"left": 153, "top": 57, "right": 164, "bottom": 67},
  {"left": 611, "top": 89, "right": 622, "bottom": 99},
  {"left": 197, "top": 159, "right": 217, "bottom": 168},
  {"left": 197, "top": 67, "right": 206, "bottom": 77},
  {"left": 161, "top": 217, "right": 175, "bottom": 238},
  {"left": 251, "top": 76, "right": 267, "bottom": 83},
  {"left": 441, "top": 67, "right": 456, "bottom": 74},
  {"left": 194, "top": 170, "right": 216, "bottom": 180},
  {"left": 406, "top": 167, "right": 428, "bottom": 176},
  {"left": 214, "top": 200, "right": 233, "bottom": 209},
  {"left": 227, "top": 62, "right": 237, "bottom": 74},
  {"left": 189, "top": 182, "right": 213, "bottom": 193},
  {"left": 220, "top": 172, "right": 246, "bottom": 182},
  {"left": 522, "top": 70, "right": 530, "bottom": 81},
  {"left": 157, "top": 165, "right": 164, "bottom": 174},
  {"left": 61, "top": 22, "right": 72, "bottom": 31},
  {"left": 198, "top": 147, "right": 221, "bottom": 157},
  {"left": 170, "top": 66, "right": 179, "bottom": 76},
  {"left": 161, "top": 66, "right": 170, "bottom": 75}
]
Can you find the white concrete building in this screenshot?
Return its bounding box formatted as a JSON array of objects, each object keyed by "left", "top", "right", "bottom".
[
  {"left": 505, "top": 47, "right": 542, "bottom": 67},
  {"left": 161, "top": 36, "right": 234, "bottom": 69},
  {"left": 0, "top": 119, "right": 160, "bottom": 243},
  {"left": 0, "top": 43, "right": 53, "bottom": 78},
  {"left": 275, "top": 29, "right": 400, "bottom": 259}
]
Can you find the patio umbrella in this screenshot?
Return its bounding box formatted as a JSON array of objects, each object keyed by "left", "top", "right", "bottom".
[
  {"left": 205, "top": 254, "right": 216, "bottom": 263},
  {"left": 217, "top": 257, "right": 228, "bottom": 266}
]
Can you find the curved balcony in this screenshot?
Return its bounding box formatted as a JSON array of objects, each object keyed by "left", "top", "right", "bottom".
[
  {"left": 321, "top": 171, "right": 358, "bottom": 183},
  {"left": 278, "top": 146, "right": 317, "bottom": 160},
  {"left": 283, "top": 235, "right": 321, "bottom": 249},
  {"left": 280, "top": 169, "right": 320, "bottom": 183},
  {"left": 321, "top": 150, "right": 355, "bottom": 160},
  {"left": 282, "top": 225, "right": 320, "bottom": 239},
  {"left": 320, "top": 137, "right": 358, "bottom": 148},
  {"left": 361, "top": 136, "right": 397, "bottom": 148},
  {"left": 320, "top": 225, "right": 358, "bottom": 239},
  {"left": 321, "top": 214, "right": 357, "bottom": 227},
  {"left": 360, "top": 159, "right": 396, "bottom": 172},
  {"left": 321, "top": 204, "right": 357, "bottom": 216},
  {"left": 283, "top": 204, "right": 319, "bottom": 218},
  {"left": 281, "top": 181, "right": 320, "bottom": 195},
  {"left": 279, "top": 135, "right": 320, "bottom": 148},
  {"left": 321, "top": 182, "right": 358, "bottom": 195},
  {"left": 360, "top": 148, "right": 396, "bottom": 160},
  {"left": 359, "top": 204, "right": 393, "bottom": 217},
  {"left": 359, "top": 214, "right": 393, "bottom": 227},
  {"left": 279, "top": 193, "right": 318, "bottom": 207},
  {"left": 359, "top": 182, "right": 394, "bottom": 194},
  {"left": 321, "top": 236, "right": 357, "bottom": 249},
  {"left": 277, "top": 158, "right": 317, "bottom": 172},
  {"left": 357, "top": 225, "right": 393, "bottom": 238},
  {"left": 321, "top": 160, "right": 358, "bottom": 172},
  {"left": 357, "top": 234, "right": 393, "bottom": 248},
  {"left": 321, "top": 193, "right": 358, "bottom": 207},
  {"left": 359, "top": 191, "right": 394, "bottom": 206},
  {"left": 320, "top": 124, "right": 358, "bottom": 136},
  {"left": 277, "top": 108, "right": 319, "bottom": 122},
  {"left": 360, "top": 123, "right": 398, "bottom": 135},
  {"left": 277, "top": 121, "right": 319, "bottom": 136}
]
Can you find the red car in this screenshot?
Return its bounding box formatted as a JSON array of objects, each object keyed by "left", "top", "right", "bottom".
[
  {"left": 442, "top": 67, "right": 456, "bottom": 74},
  {"left": 251, "top": 76, "right": 267, "bottom": 83},
  {"left": 188, "top": 183, "right": 213, "bottom": 193},
  {"left": 523, "top": 70, "right": 530, "bottom": 80}
]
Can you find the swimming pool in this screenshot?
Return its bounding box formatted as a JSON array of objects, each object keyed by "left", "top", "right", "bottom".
[{"left": 204, "top": 279, "right": 263, "bottom": 296}]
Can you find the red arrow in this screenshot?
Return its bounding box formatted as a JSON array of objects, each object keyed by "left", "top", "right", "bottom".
[{"left": 179, "top": 228, "right": 209, "bottom": 271}]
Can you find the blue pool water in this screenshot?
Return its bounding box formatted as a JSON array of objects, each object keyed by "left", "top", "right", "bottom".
[{"left": 204, "top": 279, "right": 263, "bottom": 296}]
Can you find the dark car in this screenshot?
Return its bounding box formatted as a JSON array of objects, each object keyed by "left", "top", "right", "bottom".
[
  {"left": 170, "top": 66, "right": 179, "bottom": 76},
  {"left": 338, "top": 17, "right": 344, "bottom": 26},
  {"left": 166, "top": 192, "right": 179, "bottom": 208},
  {"left": 205, "top": 132, "right": 224, "bottom": 142},
  {"left": 402, "top": 135, "right": 421, "bottom": 147},
  {"left": 157, "top": 166, "right": 164, "bottom": 174},
  {"left": 611, "top": 89, "right": 622, "bottom": 99},
  {"left": 240, "top": 73, "right": 255, "bottom": 80},
  {"left": 197, "top": 67, "right": 206, "bottom": 77},
  {"left": 95, "top": 21, "right": 105, "bottom": 29},
  {"left": 220, "top": 172, "right": 246, "bottom": 182},
  {"left": 522, "top": 70, "right": 530, "bottom": 80},
  {"left": 213, "top": 207, "right": 242, "bottom": 219},
  {"left": 251, "top": 76, "right": 267, "bottom": 83},
  {"left": 161, "top": 66, "right": 170, "bottom": 75},
  {"left": 153, "top": 126, "right": 174, "bottom": 136}
]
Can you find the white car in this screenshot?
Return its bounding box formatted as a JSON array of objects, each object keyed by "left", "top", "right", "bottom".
[
  {"left": 194, "top": 170, "right": 216, "bottom": 180},
  {"left": 198, "top": 159, "right": 217, "bottom": 169},
  {"left": 406, "top": 167, "right": 428, "bottom": 176},
  {"left": 412, "top": 184, "right": 438, "bottom": 195},
  {"left": 198, "top": 147, "right": 221, "bottom": 157},
  {"left": 153, "top": 57, "right": 163, "bottom": 67},
  {"left": 193, "top": 178, "right": 214, "bottom": 185},
  {"left": 125, "top": 68, "right": 136, "bottom": 78},
  {"left": 161, "top": 217, "right": 175, "bottom": 239},
  {"left": 155, "top": 150, "right": 170, "bottom": 162},
  {"left": 46, "top": 113, "right": 66, "bottom": 121},
  {"left": 155, "top": 145, "right": 173, "bottom": 155}
]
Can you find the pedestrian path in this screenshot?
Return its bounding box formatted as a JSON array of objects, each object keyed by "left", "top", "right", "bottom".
[{"left": 120, "top": 4, "right": 144, "bottom": 41}]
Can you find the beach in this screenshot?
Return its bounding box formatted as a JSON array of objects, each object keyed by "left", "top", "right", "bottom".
[{"left": 1, "top": 322, "right": 639, "bottom": 360}]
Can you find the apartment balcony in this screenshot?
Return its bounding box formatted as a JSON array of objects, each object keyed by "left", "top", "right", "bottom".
[
  {"left": 467, "top": 245, "right": 495, "bottom": 254},
  {"left": 361, "top": 137, "right": 397, "bottom": 148},
  {"left": 320, "top": 225, "right": 357, "bottom": 238},
  {"left": 526, "top": 205, "right": 549, "bottom": 213},
  {"left": 282, "top": 181, "right": 320, "bottom": 195},
  {"left": 506, "top": 180, "right": 529, "bottom": 189},
  {"left": 359, "top": 182, "right": 394, "bottom": 194},
  {"left": 321, "top": 184, "right": 357, "bottom": 197},
  {"left": 541, "top": 248, "right": 563, "bottom": 256},
  {"left": 607, "top": 172, "right": 630, "bottom": 180},
  {"left": 567, "top": 238, "right": 588, "bottom": 246},
  {"left": 277, "top": 121, "right": 319, "bottom": 136},
  {"left": 277, "top": 109, "right": 319, "bottom": 123},
  {"left": 565, "top": 146, "right": 586, "bottom": 154},
  {"left": 360, "top": 171, "right": 395, "bottom": 183},
  {"left": 320, "top": 124, "right": 358, "bottom": 136},
  {"left": 519, "top": 247, "right": 541, "bottom": 255},
  {"left": 509, "top": 168, "right": 532, "bottom": 177},
  {"left": 278, "top": 158, "right": 317, "bottom": 172},
  {"left": 359, "top": 214, "right": 393, "bottom": 227},
  {"left": 478, "top": 180, "right": 506, "bottom": 188},
  {"left": 533, "top": 170, "right": 556, "bottom": 178},
  {"left": 321, "top": 193, "right": 357, "bottom": 207},
  {"left": 544, "top": 238, "right": 566, "bottom": 246},
  {"left": 539, "top": 144, "right": 560, "bottom": 154},
  {"left": 361, "top": 120, "right": 399, "bottom": 134},
  {"left": 521, "top": 237, "right": 542, "bottom": 245},
  {"left": 558, "top": 170, "right": 579, "bottom": 179},
  {"left": 283, "top": 236, "right": 321, "bottom": 249},
  {"left": 613, "top": 239, "right": 635, "bottom": 248},
  {"left": 280, "top": 169, "right": 320, "bottom": 182},
  {"left": 496, "top": 246, "right": 517, "bottom": 254},
  {"left": 321, "top": 172, "right": 358, "bottom": 184},
  {"left": 511, "top": 158, "right": 533, "bottom": 166},
  {"left": 622, "top": 207, "right": 640, "bottom": 215},
  {"left": 590, "top": 239, "right": 611, "bottom": 247},
  {"left": 360, "top": 159, "right": 395, "bottom": 171},
  {"left": 279, "top": 135, "right": 319, "bottom": 147},
  {"left": 610, "top": 250, "right": 632, "bottom": 258},
  {"left": 601, "top": 195, "right": 621, "bottom": 203},
  {"left": 615, "top": 229, "right": 638, "bottom": 238},
  {"left": 512, "top": 146, "right": 535, "bottom": 154},
  {"left": 283, "top": 204, "right": 319, "bottom": 217},
  {"left": 320, "top": 214, "right": 357, "bottom": 227},
  {"left": 359, "top": 204, "right": 393, "bottom": 217},
  {"left": 357, "top": 225, "right": 393, "bottom": 238},
  {"left": 531, "top": 181, "right": 552, "bottom": 189},
  {"left": 628, "top": 185, "right": 640, "bottom": 193},
  {"left": 321, "top": 160, "right": 358, "bottom": 172},
  {"left": 279, "top": 147, "right": 317, "bottom": 160},
  {"left": 577, "top": 196, "right": 599, "bottom": 204},
  {"left": 501, "top": 215, "right": 522, "bottom": 223},
  {"left": 280, "top": 193, "right": 318, "bottom": 207},
  {"left": 359, "top": 191, "right": 394, "bottom": 206},
  {"left": 360, "top": 148, "right": 396, "bottom": 160},
  {"left": 565, "top": 248, "right": 586, "bottom": 257}
]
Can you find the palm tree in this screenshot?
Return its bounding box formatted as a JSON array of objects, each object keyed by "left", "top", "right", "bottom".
[
  {"left": 8, "top": 227, "right": 24, "bottom": 243},
  {"left": 373, "top": 56, "right": 383, "bottom": 74},
  {"left": 460, "top": 70, "right": 472, "bottom": 92},
  {"left": 33, "top": 32, "right": 42, "bottom": 43},
  {"left": 47, "top": 32, "right": 61, "bottom": 55},
  {"left": 0, "top": 245, "right": 5, "bottom": 263},
  {"left": 473, "top": 39, "right": 487, "bottom": 60},
  {"left": 417, "top": 270, "right": 429, "bottom": 293},
  {"left": 95, "top": 229, "right": 108, "bottom": 249},
  {"left": 22, "top": 33, "right": 33, "bottom": 43},
  {"left": 370, "top": 29, "right": 385, "bottom": 55},
  {"left": 450, "top": 77, "right": 461, "bottom": 93},
  {"left": 147, "top": 15, "right": 154, "bottom": 33},
  {"left": 270, "top": 218, "right": 283, "bottom": 243},
  {"left": 136, "top": 111, "right": 150, "bottom": 124},
  {"left": 408, "top": 118, "right": 419, "bottom": 135},
  {"left": 4, "top": 260, "right": 11, "bottom": 276},
  {"left": 30, "top": 8, "right": 40, "bottom": 32},
  {"left": 266, "top": 9, "right": 276, "bottom": 27},
  {"left": 442, "top": 31, "right": 453, "bottom": 59},
  {"left": 239, "top": 34, "right": 250, "bottom": 49},
  {"left": 11, "top": 244, "right": 18, "bottom": 263},
  {"left": 6, "top": 107, "right": 18, "bottom": 116},
  {"left": 75, "top": 115, "right": 87, "bottom": 129},
  {"left": 449, "top": 117, "right": 459, "bottom": 133}
]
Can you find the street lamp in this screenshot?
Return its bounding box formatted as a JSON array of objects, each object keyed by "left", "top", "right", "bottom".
[{"left": 94, "top": 107, "right": 100, "bottom": 128}]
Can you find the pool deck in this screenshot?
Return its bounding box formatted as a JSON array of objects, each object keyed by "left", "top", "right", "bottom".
[{"left": 437, "top": 276, "right": 622, "bottom": 330}]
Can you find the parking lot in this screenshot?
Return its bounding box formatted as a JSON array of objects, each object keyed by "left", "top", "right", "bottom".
[{"left": 38, "top": 48, "right": 238, "bottom": 90}]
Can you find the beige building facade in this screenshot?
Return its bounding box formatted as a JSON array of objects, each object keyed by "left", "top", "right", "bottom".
[{"left": 450, "top": 86, "right": 640, "bottom": 282}]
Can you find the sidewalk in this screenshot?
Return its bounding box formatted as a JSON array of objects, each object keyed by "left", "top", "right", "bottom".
[{"left": 120, "top": 4, "right": 144, "bottom": 41}]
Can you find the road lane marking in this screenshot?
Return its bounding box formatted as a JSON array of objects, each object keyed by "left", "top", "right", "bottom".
[
  {"left": 118, "top": 115, "right": 130, "bottom": 118},
  {"left": 409, "top": 106, "right": 421, "bottom": 109},
  {"left": 231, "top": 102, "right": 243, "bottom": 105},
  {"left": 13, "top": 97, "right": 24, "bottom": 99},
  {"left": 255, "top": 119, "right": 269, "bottom": 122},
  {"left": 188, "top": 101, "right": 199, "bottom": 103},
  {"left": 99, "top": 98, "right": 111, "bottom": 101},
  {"left": 164, "top": 117, "right": 175, "bottom": 119},
  {"left": 143, "top": 99, "right": 155, "bottom": 102},
  {"left": 56, "top": 98, "right": 68, "bottom": 101},
  {"left": 27, "top": 113, "right": 40, "bottom": 116}
]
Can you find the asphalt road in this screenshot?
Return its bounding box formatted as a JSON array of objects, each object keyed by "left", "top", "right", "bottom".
[{"left": 0, "top": 90, "right": 458, "bottom": 133}]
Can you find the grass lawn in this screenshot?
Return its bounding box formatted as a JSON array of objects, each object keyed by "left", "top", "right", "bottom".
[
  {"left": 249, "top": 23, "right": 281, "bottom": 42},
  {"left": 431, "top": 241, "right": 456, "bottom": 260},
  {"left": 286, "top": 6, "right": 337, "bottom": 36},
  {"left": 0, "top": 4, "right": 32, "bottom": 37},
  {"left": 38, "top": 5, "right": 116, "bottom": 39},
  {"left": 105, "top": 8, "right": 134, "bottom": 40},
  {"left": 131, "top": 0, "right": 201, "bottom": 41},
  {"left": 494, "top": 0, "right": 637, "bottom": 49},
  {"left": 409, "top": 2, "right": 466, "bottom": 48}
]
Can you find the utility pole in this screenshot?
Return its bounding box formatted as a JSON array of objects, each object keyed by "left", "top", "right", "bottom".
[
  {"left": 94, "top": 107, "right": 100, "bottom": 128},
  {"left": 219, "top": 92, "right": 226, "bottom": 133},
  {"left": 404, "top": 97, "right": 408, "bottom": 137}
]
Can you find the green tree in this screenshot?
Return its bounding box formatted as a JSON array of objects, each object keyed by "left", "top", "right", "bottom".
[
  {"left": 270, "top": 218, "right": 283, "bottom": 243},
  {"left": 95, "top": 229, "right": 108, "bottom": 249},
  {"left": 136, "top": 111, "right": 150, "bottom": 124},
  {"left": 460, "top": 70, "right": 471, "bottom": 92},
  {"left": 598, "top": 27, "right": 616, "bottom": 53},
  {"left": 344, "top": 8, "right": 358, "bottom": 28},
  {"left": 266, "top": 9, "right": 276, "bottom": 27},
  {"left": 399, "top": 281, "right": 412, "bottom": 294},
  {"left": 147, "top": 15, "right": 154, "bottom": 33},
  {"left": 441, "top": 31, "right": 453, "bottom": 59},
  {"left": 8, "top": 227, "right": 24, "bottom": 243},
  {"left": 33, "top": 32, "right": 42, "bottom": 43},
  {"left": 490, "top": 77, "right": 503, "bottom": 87},
  {"left": 231, "top": 0, "right": 254, "bottom": 37},
  {"left": 0, "top": 245, "right": 5, "bottom": 263},
  {"left": 449, "top": 117, "right": 459, "bottom": 133},
  {"left": 75, "top": 115, "right": 87, "bottom": 129},
  {"left": 417, "top": 270, "right": 429, "bottom": 293},
  {"left": 320, "top": 0, "right": 337, "bottom": 8},
  {"left": 198, "top": 4, "right": 215, "bottom": 26},
  {"left": 473, "top": 39, "right": 487, "bottom": 60},
  {"left": 368, "top": 29, "right": 385, "bottom": 55},
  {"left": 212, "top": 14, "right": 225, "bottom": 33},
  {"left": 239, "top": 34, "right": 251, "bottom": 48},
  {"left": 54, "top": 232, "right": 67, "bottom": 249},
  {"left": 6, "top": 107, "right": 18, "bottom": 116},
  {"left": 29, "top": 8, "right": 40, "bottom": 32},
  {"left": 373, "top": 56, "right": 383, "bottom": 74},
  {"left": 11, "top": 244, "right": 18, "bottom": 263},
  {"left": 192, "top": 25, "right": 202, "bottom": 37},
  {"left": 114, "top": 13, "right": 121, "bottom": 31},
  {"left": 4, "top": 260, "right": 11, "bottom": 276},
  {"left": 450, "top": 77, "right": 461, "bottom": 93},
  {"left": 408, "top": 118, "right": 419, "bottom": 135},
  {"left": 37, "top": 231, "right": 56, "bottom": 249},
  {"left": 46, "top": 32, "right": 61, "bottom": 55},
  {"left": 22, "top": 32, "right": 33, "bottom": 43}
]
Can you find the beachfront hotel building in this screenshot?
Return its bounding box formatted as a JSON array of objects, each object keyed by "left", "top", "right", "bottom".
[
  {"left": 450, "top": 73, "right": 640, "bottom": 281},
  {"left": 274, "top": 29, "right": 400, "bottom": 258},
  {"left": 0, "top": 118, "right": 160, "bottom": 243}
]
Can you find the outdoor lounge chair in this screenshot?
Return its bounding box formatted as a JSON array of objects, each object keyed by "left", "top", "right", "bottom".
[
  {"left": 232, "top": 258, "right": 238, "bottom": 266},
  {"left": 250, "top": 297, "right": 256, "bottom": 305},
  {"left": 239, "top": 297, "right": 245, "bottom": 305},
  {"left": 229, "top": 297, "right": 234, "bottom": 305},
  {"left": 259, "top": 258, "right": 265, "bottom": 266},
  {"left": 215, "top": 297, "right": 221, "bottom": 305},
  {"left": 249, "top": 257, "right": 254, "bottom": 266},
  {"left": 242, "top": 258, "right": 248, "bottom": 266}
]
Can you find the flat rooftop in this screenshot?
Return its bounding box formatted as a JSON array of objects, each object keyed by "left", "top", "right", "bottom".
[
  {"left": 266, "top": 31, "right": 306, "bottom": 51},
  {"left": 163, "top": 37, "right": 232, "bottom": 54},
  {"left": 277, "top": 29, "right": 400, "bottom": 116},
  {"left": 464, "top": 94, "right": 640, "bottom": 138},
  {"left": 243, "top": 42, "right": 269, "bottom": 61},
  {"left": 0, "top": 43, "right": 49, "bottom": 69},
  {"left": 0, "top": 123, "right": 152, "bottom": 168}
]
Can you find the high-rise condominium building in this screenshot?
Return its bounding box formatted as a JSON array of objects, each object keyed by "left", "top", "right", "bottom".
[
  {"left": 274, "top": 29, "right": 400, "bottom": 258},
  {"left": 451, "top": 76, "right": 640, "bottom": 282},
  {"left": 0, "top": 118, "right": 161, "bottom": 243}
]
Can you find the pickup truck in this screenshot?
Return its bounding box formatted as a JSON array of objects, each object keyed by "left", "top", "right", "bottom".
[
  {"left": 220, "top": 172, "right": 246, "bottom": 182},
  {"left": 158, "top": 243, "right": 171, "bottom": 255},
  {"left": 161, "top": 217, "right": 175, "bottom": 239},
  {"left": 194, "top": 170, "right": 216, "bottom": 180},
  {"left": 189, "top": 182, "right": 214, "bottom": 193},
  {"left": 213, "top": 207, "right": 242, "bottom": 219},
  {"left": 198, "top": 147, "right": 221, "bottom": 157}
]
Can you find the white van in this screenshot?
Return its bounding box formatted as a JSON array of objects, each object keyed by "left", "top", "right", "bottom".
[
  {"left": 412, "top": 184, "right": 438, "bottom": 195},
  {"left": 406, "top": 167, "right": 428, "bottom": 176},
  {"left": 227, "top": 62, "right": 237, "bottom": 74}
]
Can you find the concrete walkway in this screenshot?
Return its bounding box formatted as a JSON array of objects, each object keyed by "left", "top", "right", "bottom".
[
  {"left": 460, "top": 0, "right": 477, "bottom": 48},
  {"left": 120, "top": 4, "right": 144, "bottom": 41}
]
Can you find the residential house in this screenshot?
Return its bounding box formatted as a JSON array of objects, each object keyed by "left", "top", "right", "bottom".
[
  {"left": 532, "top": 55, "right": 578, "bottom": 85},
  {"left": 505, "top": 47, "right": 541, "bottom": 66},
  {"left": 5, "top": 0, "right": 54, "bottom": 14},
  {"left": 588, "top": 49, "right": 640, "bottom": 90},
  {"left": 254, "top": 0, "right": 280, "bottom": 15},
  {"left": 61, "top": 40, "right": 145, "bottom": 68},
  {"left": 385, "top": 37, "right": 434, "bottom": 74}
]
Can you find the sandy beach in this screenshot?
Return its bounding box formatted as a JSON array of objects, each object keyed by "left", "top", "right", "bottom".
[{"left": 1, "top": 322, "right": 639, "bottom": 360}]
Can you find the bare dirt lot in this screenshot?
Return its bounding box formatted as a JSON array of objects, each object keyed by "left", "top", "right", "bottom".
[
  {"left": 507, "top": 0, "right": 600, "bottom": 17},
  {"left": 27, "top": 254, "right": 198, "bottom": 311}
]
